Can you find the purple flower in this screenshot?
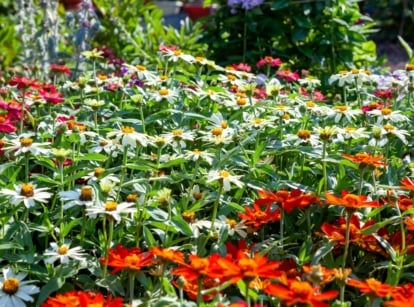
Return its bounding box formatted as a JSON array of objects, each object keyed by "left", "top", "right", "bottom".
[{"left": 227, "top": 0, "right": 264, "bottom": 11}]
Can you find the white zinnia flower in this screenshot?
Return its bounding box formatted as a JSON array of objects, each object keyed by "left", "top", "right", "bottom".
[
  {"left": 106, "top": 125, "right": 148, "bottom": 149},
  {"left": 59, "top": 186, "right": 96, "bottom": 209},
  {"left": 3, "top": 134, "right": 50, "bottom": 156},
  {"left": 86, "top": 200, "right": 137, "bottom": 223},
  {"left": 206, "top": 169, "right": 244, "bottom": 192},
  {"left": 44, "top": 242, "right": 86, "bottom": 265},
  {"left": 0, "top": 267, "right": 39, "bottom": 307},
  {"left": 0, "top": 182, "right": 52, "bottom": 208}
]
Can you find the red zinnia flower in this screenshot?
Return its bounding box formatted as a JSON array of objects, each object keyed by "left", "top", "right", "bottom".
[
  {"left": 264, "top": 279, "right": 338, "bottom": 307},
  {"left": 256, "top": 56, "right": 282, "bottom": 68},
  {"left": 50, "top": 63, "right": 71, "bottom": 76},
  {"left": 238, "top": 201, "right": 281, "bottom": 232},
  {"left": 41, "top": 290, "right": 123, "bottom": 307},
  {"left": 100, "top": 244, "right": 154, "bottom": 273},
  {"left": 400, "top": 177, "right": 414, "bottom": 191},
  {"left": 276, "top": 70, "right": 300, "bottom": 82},
  {"left": 0, "top": 113, "right": 17, "bottom": 133}
]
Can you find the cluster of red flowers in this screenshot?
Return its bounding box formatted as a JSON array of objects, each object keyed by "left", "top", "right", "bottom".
[
  {"left": 239, "top": 188, "right": 319, "bottom": 232},
  {"left": 41, "top": 290, "right": 123, "bottom": 307}
]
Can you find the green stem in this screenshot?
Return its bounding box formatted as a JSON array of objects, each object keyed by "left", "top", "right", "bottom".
[
  {"left": 102, "top": 218, "right": 114, "bottom": 279},
  {"left": 129, "top": 272, "right": 135, "bottom": 305},
  {"left": 209, "top": 183, "right": 223, "bottom": 232},
  {"left": 116, "top": 146, "right": 129, "bottom": 201},
  {"left": 342, "top": 210, "right": 351, "bottom": 270},
  {"left": 322, "top": 141, "right": 328, "bottom": 193}
]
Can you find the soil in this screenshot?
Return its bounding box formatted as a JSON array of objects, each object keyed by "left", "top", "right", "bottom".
[{"left": 376, "top": 41, "right": 409, "bottom": 71}]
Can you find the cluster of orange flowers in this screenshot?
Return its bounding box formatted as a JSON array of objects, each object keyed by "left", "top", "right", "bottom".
[{"left": 239, "top": 188, "right": 319, "bottom": 231}]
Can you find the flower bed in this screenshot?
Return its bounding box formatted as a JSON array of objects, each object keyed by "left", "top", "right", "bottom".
[{"left": 1, "top": 45, "right": 414, "bottom": 306}]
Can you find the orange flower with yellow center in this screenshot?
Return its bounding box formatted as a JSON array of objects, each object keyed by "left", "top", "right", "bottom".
[{"left": 342, "top": 152, "right": 387, "bottom": 168}]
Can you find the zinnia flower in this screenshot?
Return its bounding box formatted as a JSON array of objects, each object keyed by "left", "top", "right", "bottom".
[
  {"left": 264, "top": 279, "right": 338, "bottom": 306},
  {"left": 100, "top": 244, "right": 154, "bottom": 273},
  {"left": 41, "top": 290, "right": 123, "bottom": 307},
  {"left": 324, "top": 191, "right": 381, "bottom": 210},
  {"left": 0, "top": 182, "right": 52, "bottom": 208},
  {"left": 342, "top": 152, "right": 387, "bottom": 168},
  {"left": 0, "top": 267, "right": 39, "bottom": 307}
]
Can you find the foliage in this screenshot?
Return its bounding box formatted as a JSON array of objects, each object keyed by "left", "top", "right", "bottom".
[{"left": 201, "top": 0, "right": 379, "bottom": 78}]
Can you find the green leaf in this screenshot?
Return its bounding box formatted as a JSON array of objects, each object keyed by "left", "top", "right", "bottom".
[
  {"left": 0, "top": 242, "right": 24, "bottom": 250},
  {"left": 171, "top": 215, "right": 193, "bottom": 236},
  {"left": 373, "top": 234, "right": 397, "bottom": 263},
  {"left": 271, "top": 0, "right": 289, "bottom": 10},
  {"left": 75, "top": 153, "right": 108, "bottom": 162},
  {"left": 311, "top": 240, "right": 334, "bottom": 265},
  {"left": 398, "top": 35, "right": 413, "bottom": 60},
  {"left": 36, "top": 277, "right": 65, "bottom": 306},
  {"left": 143, "top": 226, "right": 157, "bottom": 247}
]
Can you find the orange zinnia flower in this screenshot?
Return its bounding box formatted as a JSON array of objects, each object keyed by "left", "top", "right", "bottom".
[
  {"left": 238, "top": 202, "right": 281, "bottom": 232},
  {"left": 100, "top": 244, "right": 155, "bottom": 273},
  {"left": 347, "top": 278, "right": 395, "bottom": 299},
  {"left": 41, "top": 290, "right": 123, "bottom": 307},
  {"left": 264, "top": 279, "right": 338, "bottom": 307},
  {"left": 324, "top": 191, "right": 381, "bottom": 209},
  {"left": 342, "top": 152, "right": 387, "bottom": 168},
  {"left": 172, "top": 277, "right": 220, "bottom": 302},
  {"left": 150, "top": 246, "right": 186, "bottom": 265},
  {"left": 400, "top": 177, "right": 414, "bottom": 191},
  {"left": 385, "top": 282, "right": 414, "bottom": 305},
  {"left": 171, "top": 254, "right": 220, "bottom": 282},
  {"left": 256, "top": 188, "right": 319, "bottom": 213},
  {"left": 211, "top": 253, "right": 284, "bottom": 283}
]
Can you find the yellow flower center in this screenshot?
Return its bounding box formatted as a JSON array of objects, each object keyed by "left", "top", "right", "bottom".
[
  {"left": 94, "top": 167, "right": 105, "bottom": 177},
  {"left": 126, "top": 193, "right": 138, "bottom": 202},
  {"left": 80, "top": 186, "right": 93, "bottom": 201},
  {"left": 351, "top": 69, "right": 360, "bottom": 74},
  {"left": 297, "top": 129, "right": 311, "bottom": 140},
  {"left": 121, "top": 126, "right": 135, "bottom": 134},
  {"left": 211, "top": 127, "right": 223, "bottom": 136},
  {"left": 381, "top": 108, "right": 392, "bottom": 115},
  {"left": 99, "top": 140, "right": 108, "bottom": 146},
  {"left": 239, "top": 258, "right": 257, "bottom": 273},
  {"left": 343, "top": 194, "right": 361, "bottom": 206},
  {"left": 334, "top": 105, "right": 348, "bottom": 112},
  {"left": 227, "top": 75, "right": 236, "bottom": 81},
  {"left": 253, "top": 118, "right": 264, "bottom": 125},
  {"left": 173, "top": 50, "right": 182, "bottom": 56},
  {"left": 182, "top": 211, "right": 196, "bottom": 223},
  {"left": 135, "top": 65, "right": 146, "bottom": 71},
  {"left": 290, "top": 281, "right": 313, "bottom": 297},
  {"left": 20, "top": 183, "right": 34, "bottom": 197},
  {"left": 226, "top": 219, "right": 236, "bottom": 228},
  {"left": 282, "top": 114, "right": 290, "bottom": 120},
  {"left": 406, "top": 64, "right": 414, "bottom": 71},
  {"left": 383, "top": 124, "right": 394, "bottom": 131},
  {"left": 220, "top": 121, "right": 228, "bottom": 129},
  {"left": 339, "top": 70, "right": 348, "bottom": 75},
  {"left": 2, "top": 277, "right": 19, "bottom": 295},
  {"left": 237, "top": 98, "right": 247, "bottom": 106},
  {"left": 159, "top": 89, "right": 169, "bottom": 96},
  {"left": 219, "top": 170, "right": 230, "bottom": 178},
  {"left": 172, "top": 129, "right": 183, "bottom": 136},
  {"left": 196, "top": 56, "right": 205, "bottom": 62},
  {"left": 159, "top": 75, "right": 168, "bottom": 81},
  {"left": 344, "top": 127, "right": 356, "bottom": 133},
  {"left": 58, "top": 245, "right": 69, "bottom": 255},
  {"left": 20, "top": 137, "right": 33, "bottom": 147},
  {"left": 105, "top": 201, "right": 118, "bottom": 211},
  {"left": 306, "top": 101, "right": 315, "bottom": 108}
]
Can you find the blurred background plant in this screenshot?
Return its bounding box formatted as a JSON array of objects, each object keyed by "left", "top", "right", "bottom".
[
  {"left": 0, "top": 0, "right": 413, "bottom": 81},
  {"left": 201, "top": 0, "right": 379, "bottom": 80}
]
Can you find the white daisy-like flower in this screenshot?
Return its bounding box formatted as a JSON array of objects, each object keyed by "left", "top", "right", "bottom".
[
  {"left": 122, "top": 63, "right": 157, "bottom": 80},
  {"left": 58, "top": 186, "right": 96, "bottom": 209},
  {"left": 3, "top": 134, "right": 50, "bottom": 156},
  {"left": 326, "top": 105, "right": 363, "bottom": 123},
  {"left": 82, "top": 167, "right": 120, "bottom": 185},
  {"left": 160, "top": 48, "right": 195, "bottom": 63},
  {"left": 283, "top": 129, "right": 321, "bottom": 147},
  {"left": 335, "top": 127, "right": 370, "bottom": 143},
  {"left": 377, "top": 124, "right": 410, "bottom": 145},
  {"left": 0, "top": 182, "right": 52, "bottom": 208},
  {"left": 206, "top": 169, "right": 244, "bottom": 192},
  {"left": 299, "top": 100, "right": 331, "bottom": 117},
  {"left": 184, "top": 148, "right": 214, "bottom": 165},
  {"left": 106, "top": 126, "right": 148, "bottom": 149},
  {"left": 149, "top": 87, "right": 180, "bottom": 104},
  {"left": 88, "top": 136, "right": 123, "bottom": 158},
  {"left": 44, "top": 242, "right": 86, "bottom": 265},
  {"left": 161, "top": 128, "right": 196, "bottom": 149},
  {"left": 366, "top": 107, "right": 409, "bottom": 124},
  {"left": 218, "top": 215, "right": 247, "bottom": 238},
  {"left": 0, "top": 267, "right": 39, "bottom": 307},
  {"left": 86, "top": 200, "right": 137, "bottom": 223}
]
